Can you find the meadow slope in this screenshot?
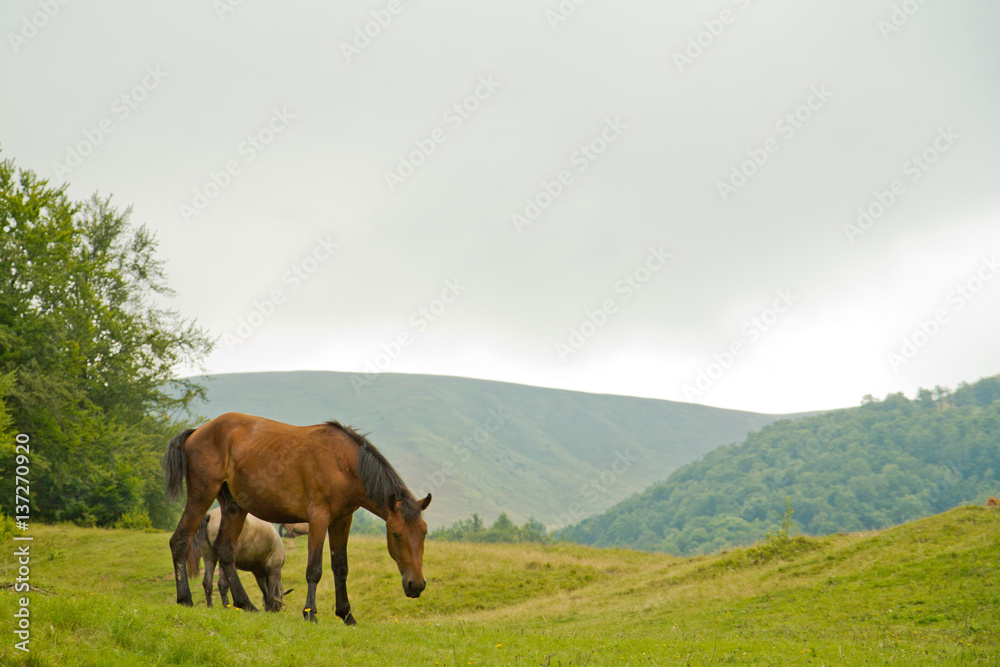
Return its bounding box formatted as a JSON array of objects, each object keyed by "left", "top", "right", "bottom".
[{"left": 1, "top": 505, "right": 998, "bottom": 665}]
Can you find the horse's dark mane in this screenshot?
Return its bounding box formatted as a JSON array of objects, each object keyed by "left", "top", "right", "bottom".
[{"left": 326, "top": 421, "right": 421, "bottom": 523}]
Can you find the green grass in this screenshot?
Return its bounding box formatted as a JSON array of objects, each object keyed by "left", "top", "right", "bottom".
[{"left": 2, "top": 506, "right": 998, "bottom": 665}]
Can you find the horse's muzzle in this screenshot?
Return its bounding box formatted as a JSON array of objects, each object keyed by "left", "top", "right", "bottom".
[{"left": 404, "top": 579, "right": 426, "bottom": 598}]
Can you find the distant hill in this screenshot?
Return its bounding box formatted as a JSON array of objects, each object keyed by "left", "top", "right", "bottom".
[
  {"left": 187, "top": 371, "right": 796, "bottom": 527},
  {"left": 563, "top": 375, "right": 1000, "bottom": 554}
]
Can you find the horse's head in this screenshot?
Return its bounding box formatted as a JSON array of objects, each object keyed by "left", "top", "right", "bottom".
[
  {"left": 384, "top": 492, "right": 431, "bottom": 598},
  {"left": 265, "top": 555, "right": 293, "bottom": 612},
  {"left": 264, "top": 584, "right": 294, "bottom": 612}
]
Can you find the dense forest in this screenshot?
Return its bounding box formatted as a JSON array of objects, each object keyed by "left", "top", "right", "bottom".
[
  {"left": 0, "top": 152, "right": 212, "bottom": 529},
  {"left": 563, "top": 377, "right": 1000, "bottom": 555}
]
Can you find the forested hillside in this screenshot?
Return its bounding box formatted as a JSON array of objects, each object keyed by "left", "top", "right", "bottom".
[{"left": 564, "top": 377, "right": 1000, "bottom": 555}]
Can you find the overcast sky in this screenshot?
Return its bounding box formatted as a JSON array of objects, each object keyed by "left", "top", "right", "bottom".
[{"left": 3, "top": 0, "right": 998, "bottom": 414}]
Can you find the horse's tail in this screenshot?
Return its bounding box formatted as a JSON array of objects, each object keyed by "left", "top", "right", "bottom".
[
  {"left": 194, "top": 513, "right": 210, "bottom": 554},
  {"left": 186, "top": 534, "right": 202, "bottom": 577},
  {"left": 162, "top": 428, "right": 196, "bottom": 500}
]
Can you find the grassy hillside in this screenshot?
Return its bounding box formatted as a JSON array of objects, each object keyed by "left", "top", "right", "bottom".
[
  {"left": 1, "top": 506, "right": 998, "bottom": 665},
  {"left": 565, "top": 376, "right": 1000, "bottom": 554},
  {"left": 188, "top": 371, "right": 794, "bottom": 527}
]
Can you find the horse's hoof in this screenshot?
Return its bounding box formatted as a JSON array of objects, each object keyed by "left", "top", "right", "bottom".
[
  {"left": 176, "top": 598, "right": 193, "bottom": 607},
  {"left": 344, "top": 613, "right": 358, "bottom": 626},
  {"left": 303, "top": 608, "right": 317, "bottom": 622}
]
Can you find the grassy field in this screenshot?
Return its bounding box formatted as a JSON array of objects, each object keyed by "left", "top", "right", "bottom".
[{"left": 1, "top": 506, "right": 998, "bottom": 665}]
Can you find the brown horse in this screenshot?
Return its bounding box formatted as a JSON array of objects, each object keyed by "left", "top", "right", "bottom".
[
  {"left": 163, "top": 413, "right": 431, "bottom": 624},
  {"left": 195, "top": 507, "right": 290, "bottom": 611}
]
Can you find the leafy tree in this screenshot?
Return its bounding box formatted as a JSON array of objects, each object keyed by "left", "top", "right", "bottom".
[
  {"left": 917, "top": 388, "right": 934, "bottom": 409},
  {"left": 350, "top": 509, "right": 385, "bottom": 536},
  {"left": 0, "top": 151, "right": 212, "bottom": 527}
]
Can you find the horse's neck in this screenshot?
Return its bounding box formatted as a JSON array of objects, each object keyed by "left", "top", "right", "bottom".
[{"left": 356, "top": 497, "right": 388, "bottom": 523}]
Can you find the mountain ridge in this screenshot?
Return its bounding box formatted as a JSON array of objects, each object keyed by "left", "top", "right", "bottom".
[{"left": 188, "top": 370, "right": 804, "bottom": 527}]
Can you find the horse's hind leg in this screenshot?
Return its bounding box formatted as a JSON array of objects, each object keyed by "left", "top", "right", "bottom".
[
  {"left": 168, "top": 488, "right": 218, "bottom": 607},
  {"left": 215, "top": 484, "right": 257, "bottom": 612}
]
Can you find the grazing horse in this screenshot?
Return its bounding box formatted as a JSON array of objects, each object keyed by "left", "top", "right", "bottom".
[
  {"left": 195, "top": 506, "right": 291, "bottom": 611},
  {"left": 279, "top": 522, "right": 310, "bottom": 538},
  {"left": 163, "top": 413, "right": 431, "bottom": 624}
]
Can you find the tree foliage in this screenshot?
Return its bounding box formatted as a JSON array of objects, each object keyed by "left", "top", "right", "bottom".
[
  {"left": 430, "top": 512, "right": 550, "bottom": 544},
  {"left": 0, "top": 151, "right": 212, "bottom": 528},
  {"left": 563, "top": 376, "right": 1000, "bottom": 555}
]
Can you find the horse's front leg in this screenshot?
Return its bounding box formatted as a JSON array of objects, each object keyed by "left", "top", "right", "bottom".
[
  {"left": 252, "top": 570, "right": 274, "bottom": 611},
  {"left": 329, "top": 514, "right": 357, "bottom": 626},
  {"left": 303, "top": 515, "right": 330, "bottom": 622},
  {"left": 202, "top": 551, "right": 217, "bottom": 607},
  {"left": 217, "top": 569, "right": 231, "bottom": 608}
]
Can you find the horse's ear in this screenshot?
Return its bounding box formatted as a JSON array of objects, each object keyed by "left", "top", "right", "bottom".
[
  {"left": 419, "top": 493, "right": 432, "bottom": 511},
  {"left": 283, "top": 589, "right": 294, "bottom": 596},
  {"left": 387, "top": 494, "right": 397, "bottom": 512}
]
